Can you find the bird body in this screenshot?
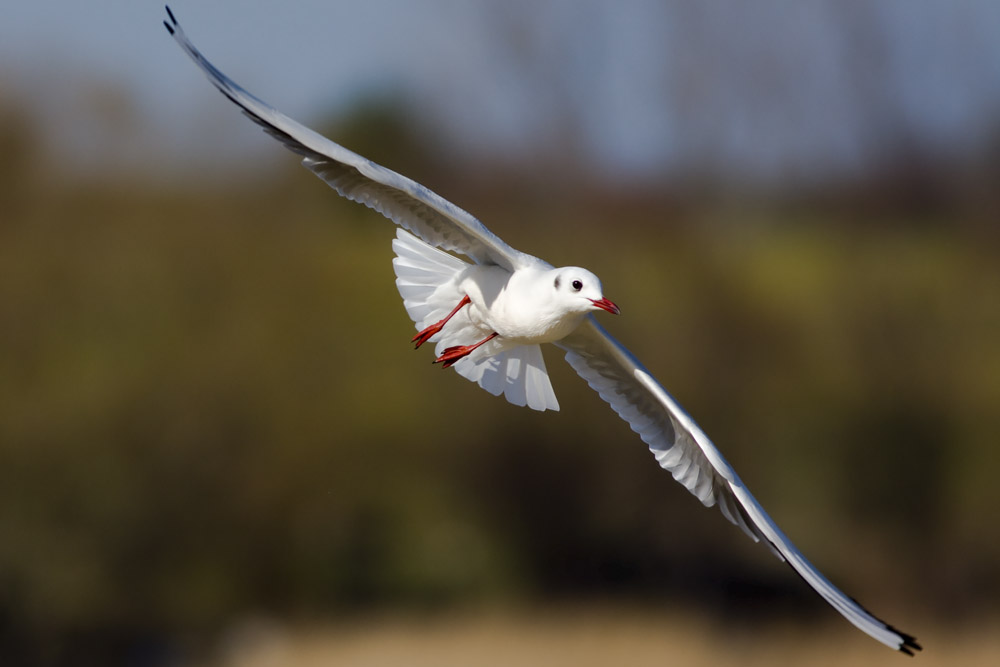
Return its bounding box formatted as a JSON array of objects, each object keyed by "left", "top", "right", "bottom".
[
  {"left": 457, "top": 263, "right": 614, "bottom": 345},
  {"left": 393, "top": 229, "right": 605, "bottom": 410},
  {"left": 163, "top": 6, "right": 920, "bottom": 655}
]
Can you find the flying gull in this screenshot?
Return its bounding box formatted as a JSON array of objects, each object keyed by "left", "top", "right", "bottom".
[{"left": 163, "top": 7, "right": 919, "bottom": 654}]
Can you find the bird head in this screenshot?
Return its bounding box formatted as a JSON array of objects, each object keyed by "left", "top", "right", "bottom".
[{"left": 551, "top": 267, "right": 620, "bottom": 316}]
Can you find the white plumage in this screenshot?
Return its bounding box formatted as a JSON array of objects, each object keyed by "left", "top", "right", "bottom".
[
  {"left": 392, "top": 229, "right": 559, "bottom": 410},
  {"left": 164, "top": 7, "right": 919, "bottom": 655}
]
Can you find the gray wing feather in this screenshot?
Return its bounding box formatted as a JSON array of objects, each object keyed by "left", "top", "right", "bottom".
[
  {"left": 164, "top": 9, "right": 530, "bottom": 270},
  {"left": 556, "top": 317, "right": 920, "bottom": 654},
  {"left": 557, "top": 319, "right": 769, "bottom": 545}
]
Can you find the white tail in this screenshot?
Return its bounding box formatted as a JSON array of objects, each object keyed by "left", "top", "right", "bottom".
[{"left": 392, "top": 230, "right": 559, "bottom": 411}]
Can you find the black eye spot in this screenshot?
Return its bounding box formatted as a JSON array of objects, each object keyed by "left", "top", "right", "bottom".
[
  {"left": 571, "top": 279, "right": 583, "bottom": 291},
  {"left": 554, "top": 276, "right": 561, "bottom": 289}
]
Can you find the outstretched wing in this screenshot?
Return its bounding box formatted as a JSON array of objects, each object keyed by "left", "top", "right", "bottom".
[
  {"left": 163, "top": 7, "right": 532, "bottom": 271},
  {"left": 556, "top": 318, "right": 920, "bottom": 655}
]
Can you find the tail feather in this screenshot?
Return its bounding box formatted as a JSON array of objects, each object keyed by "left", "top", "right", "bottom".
[
  {"left": 391, "top": 230, "right": 559, "bottom": 411},
  {"left": 451, "top": 345, "right": 559, "bottom": 412}
]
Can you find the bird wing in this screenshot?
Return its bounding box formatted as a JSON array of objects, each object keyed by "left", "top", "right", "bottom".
[
  {"left": 163, "top": 7, "right": 532, "bottom": 271},
  {"left": 556, "top": 317, "right": 920, "bottom": 655}
]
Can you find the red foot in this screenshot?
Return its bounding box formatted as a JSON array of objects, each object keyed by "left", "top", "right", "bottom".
[
  {"left": 412, "top": 295, "right": 471, "bottom": 349},
  {"left": 434, "top": 332, "right": 499, "bottom": 369}
]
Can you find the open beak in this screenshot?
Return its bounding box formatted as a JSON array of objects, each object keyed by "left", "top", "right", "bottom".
[{"left": 590, "top": 297, "right": 621, "bottom": 315}]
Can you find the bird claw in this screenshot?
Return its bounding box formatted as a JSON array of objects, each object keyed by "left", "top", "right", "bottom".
[
  {"left": 434, "top": 332, "right": 499, "bottom": 369},
  {"left": 434, "top": 345, "right": 473, "bottom": 369},
  {"left": 411, "top": 295, "right": 471, "bottom": 349},
  {"left": 411, "top": 325, "right": 440, "bottom": 349}
]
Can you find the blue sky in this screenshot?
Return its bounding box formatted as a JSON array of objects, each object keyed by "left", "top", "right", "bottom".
[
  {"left": 2, "top": 1, "right": 998, "bottom": 188},
  {"left": 0, "top": 1, "right": 458, "bottom": 180}
]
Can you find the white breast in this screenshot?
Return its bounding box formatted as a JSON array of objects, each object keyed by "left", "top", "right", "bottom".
[{"left": 460, "top": 265, "right": 584, "bottom": 344}]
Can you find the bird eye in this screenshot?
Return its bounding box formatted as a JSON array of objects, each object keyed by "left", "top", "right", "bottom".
[{"left": 571, "top": 279, "right": 583, "bottom": 291}]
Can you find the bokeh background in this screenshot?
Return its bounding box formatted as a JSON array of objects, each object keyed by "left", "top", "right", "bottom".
[{"left": 2, "top": 1, "right": 999, "bottom": 665}]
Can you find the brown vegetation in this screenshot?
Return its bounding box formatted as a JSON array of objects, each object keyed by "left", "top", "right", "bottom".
[{"left": 1, "top": 103, "right": 998, "bottom": 664}]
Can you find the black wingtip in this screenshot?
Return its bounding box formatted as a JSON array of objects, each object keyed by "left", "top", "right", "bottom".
[
  {"left": 890, "top": 625, "right": 922, "bottom": 656},
  {"left": 781, "top": 559, "right": 923, "bottom": 655},
  {"left": 163, "top": 6, "right": 178, "bottom": 36},
  {"left": 898, "top": 634, "right": 922, "bottom": 656}
]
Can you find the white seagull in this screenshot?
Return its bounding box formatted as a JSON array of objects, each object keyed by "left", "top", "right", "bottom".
[{"left": 164, "top": 7, "right": 919, "bottom": 655}]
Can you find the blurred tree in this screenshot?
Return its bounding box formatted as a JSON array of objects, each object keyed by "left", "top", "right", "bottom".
[{"left": 0, "top": 99, "right": 37, "bottom": 216}]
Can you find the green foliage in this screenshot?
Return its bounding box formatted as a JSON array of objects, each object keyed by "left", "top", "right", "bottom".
[{"left": 1, "top": 175, "right": 998, "bottom": 659}]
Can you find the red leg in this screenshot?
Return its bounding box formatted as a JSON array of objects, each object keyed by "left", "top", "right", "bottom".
[
  {"left": 434, "top": 332, "right": 499, "bottom": 369},
  {"left": 411, "top": 295, "right": 471, "bottom": 349}
]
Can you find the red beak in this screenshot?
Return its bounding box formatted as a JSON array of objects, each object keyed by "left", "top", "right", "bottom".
[{"left": 590, "top": 297, "right": 621, "bottom": 315}]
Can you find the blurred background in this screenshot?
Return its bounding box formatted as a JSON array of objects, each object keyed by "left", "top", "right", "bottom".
[{"left": 2, "top": 1, "right": 999, "bottom": 665}]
